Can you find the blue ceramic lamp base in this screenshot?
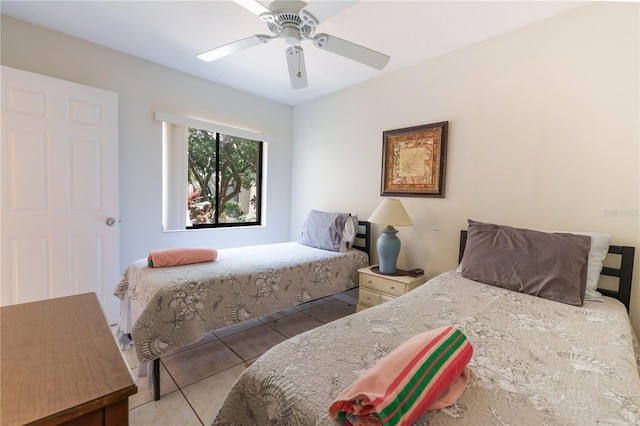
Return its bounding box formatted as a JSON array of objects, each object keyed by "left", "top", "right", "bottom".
[{"left": 376, "top": 225, "right": 401, "bottom": 274}]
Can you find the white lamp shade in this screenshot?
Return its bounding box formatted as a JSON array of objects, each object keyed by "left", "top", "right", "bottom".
[{"left": 368, "top": 199, "right": 413, "bottom": 226}]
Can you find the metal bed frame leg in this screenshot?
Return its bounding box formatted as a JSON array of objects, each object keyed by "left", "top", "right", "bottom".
[{"left": 153, "top": 358, "right": 160, "bottom": 401}]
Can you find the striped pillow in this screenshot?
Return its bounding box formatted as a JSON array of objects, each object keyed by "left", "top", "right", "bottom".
[{"left": 329, "top": 326, "right": 473, "bottom": 425}]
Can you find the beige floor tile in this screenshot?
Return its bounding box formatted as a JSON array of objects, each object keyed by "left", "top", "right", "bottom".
[
  {"left": 343, "top": 287, "right": 359, "bottom": 299},
  {"left": 257, "top": 306, "right": 299, "bottom": 323},
  {"left": 293, "top": 297, "right": 332, "bottom": 312},
  {"left": 121, "top": 347, "right": 139, "bottom": 370},
  {"left": 127, "top": 291, "right": 361, "bottom": 420},
  {"left": 265, "top": 311, "right": 324, "bottom": 338},
  {"left": 244, "top": 356, "right": 260, "bottom": 367},
  {"left": 129, "top": 390, "right": 202, "bottom": 426},
  {"left": 213, "top": 318, "right": 262, "bottom": 338},
  {"left": 331, "top": 289, "right": 359, "bottom": 305},
  {"left": 160, "top": 332, "right": 218, "bottom": 358},
  {"left": 182, "top": 363, "right": 247, "bottom": 425},
  {"left": 129, "top": 363, "right": 179, "bottom": 409},
  {"left": 304, "top": 299, "right": 356, "bottom": 323},
  {"left": 162, "top": 340, "right": 243, "bottom": 388},
  {"left": 221, "top": 324, "right": 287, "bottom": 360}
]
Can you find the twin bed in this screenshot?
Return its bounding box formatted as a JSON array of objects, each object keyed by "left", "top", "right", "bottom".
[
  {"left": 212, "top": 221, "right": 640, "bottom": 425},
  {"left": 114, "top": 212, "right": 370, "bottom": 400}
]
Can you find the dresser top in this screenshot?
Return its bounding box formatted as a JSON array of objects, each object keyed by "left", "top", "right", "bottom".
[{"left": 1, "top": 293, "right": 137, "bottom": 425}]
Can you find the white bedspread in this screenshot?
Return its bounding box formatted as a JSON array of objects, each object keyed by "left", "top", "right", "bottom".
[
  {"left": 213, "top": 271, "right": 640, "bottom": 425},
  {"left": 114, "top": 242, "right": 368, "bottom": 363}
]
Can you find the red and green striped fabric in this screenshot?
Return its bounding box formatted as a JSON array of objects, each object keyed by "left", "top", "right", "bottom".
[{"left": 329, "top": 326, "right": 473, "bottom": 426}]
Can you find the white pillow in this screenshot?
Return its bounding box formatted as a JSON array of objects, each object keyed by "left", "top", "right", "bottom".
[
  {"left": 457, "top": 225, "right": 612, "bottom": 301},
  {"left": 342, "top": 214, "right": 358, "bottom": 249},
  {"left": 558, "top": 231, "right": 612, "bottom": 300}
]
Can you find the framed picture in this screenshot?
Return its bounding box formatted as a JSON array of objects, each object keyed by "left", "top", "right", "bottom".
[{"left": 381, "top": 121, "right": 448, "bottom": 198}]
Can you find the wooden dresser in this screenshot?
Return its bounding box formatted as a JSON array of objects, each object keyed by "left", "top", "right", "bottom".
[{"left": 1, "top": 293, "right": 137, "bottom": 425}]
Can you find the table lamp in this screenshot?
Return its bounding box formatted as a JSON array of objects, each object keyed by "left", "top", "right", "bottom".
[{"left": 368, "top": 198, "right": 414, "bottom": 274}]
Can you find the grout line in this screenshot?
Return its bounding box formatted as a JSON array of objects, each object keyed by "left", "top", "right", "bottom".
[
  {"left": 128, "top": 290, "right": 359, "bottom": 419},
  {"left": 178, "top": 386, "right": 205, "bottom": 426},
  {"left": 160, "top": 358, "right": 180, "bottom": 393},
  {"left": 220, "top": 339, "right": 248, "bottom": 362},
  {"left": 262, "top": 320, "right": 294, "bottom": 339}
]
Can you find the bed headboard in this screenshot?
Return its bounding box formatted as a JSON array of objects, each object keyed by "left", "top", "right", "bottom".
[
  {"left": 458, "top": 230, "right": 636, "bottom": 312},
  {"left": 354, "top": 221, "right": 371, "bottom": 260}
]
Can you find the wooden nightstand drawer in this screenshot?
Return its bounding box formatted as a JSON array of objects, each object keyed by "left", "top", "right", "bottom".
[
  {"left": 359, "top": 288, "right": 382, "bottom": 307},
  {"left": 360, "top": 274, "right": 408, "bottom": 297},
  {"left": 357, "top": 265, "right": 426, "bottom": 311},
  {"left": 380, "top": 294, "right": 396, "bottom": 303}
]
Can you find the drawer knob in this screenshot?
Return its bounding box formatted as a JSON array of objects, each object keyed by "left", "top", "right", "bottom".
[
  {"left": 366, "top": 297, "right": 371, "bottom": 302},
  {"left": 390, "top": 286, "right": 395, "bottom": 291},
  {"left": 368, "top": 280, "right": 373, "bottom": 284}
]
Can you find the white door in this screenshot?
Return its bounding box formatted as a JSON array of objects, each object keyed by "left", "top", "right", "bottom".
[{"left": 1, "top": 66, "right": 120, "bottom": 323}]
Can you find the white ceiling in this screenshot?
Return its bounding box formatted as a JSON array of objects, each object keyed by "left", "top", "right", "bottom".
[{"left": 1, "top": 1, "right": 588, "bottom": 106}]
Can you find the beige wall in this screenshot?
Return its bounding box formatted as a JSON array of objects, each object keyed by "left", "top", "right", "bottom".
[
  {"left": 291, "top": 3, "right": 640, "bottom": 334},
  {"left": 1, "top": 15, "right": 294, "bottom": 270},
  {"left": 1, "top": 4, "right": 638, "bottom": 334}
]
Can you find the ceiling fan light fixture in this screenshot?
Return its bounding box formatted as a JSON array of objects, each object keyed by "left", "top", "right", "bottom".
[{"left": 282, "top": 26, "right": 300, "bottom": 45}]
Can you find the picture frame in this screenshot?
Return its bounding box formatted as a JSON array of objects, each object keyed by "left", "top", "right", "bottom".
[{"left": 381, "top": 121, "right": 448, "bottom": 198}]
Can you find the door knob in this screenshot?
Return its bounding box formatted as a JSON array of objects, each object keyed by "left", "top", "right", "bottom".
[{"left": 106, "top": 217, "right": 117, "bottom": 226}]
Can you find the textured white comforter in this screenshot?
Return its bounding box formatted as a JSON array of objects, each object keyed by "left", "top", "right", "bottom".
[{"left": 213, "top": 271, "right": 640, "bottom": 425}]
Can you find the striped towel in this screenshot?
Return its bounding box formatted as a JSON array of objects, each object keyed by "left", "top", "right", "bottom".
[{"left": 329, "top": 326, "right": 473, "bottom": 426}]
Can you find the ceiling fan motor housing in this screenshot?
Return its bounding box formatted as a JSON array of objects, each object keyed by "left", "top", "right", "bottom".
[{"left": 262, "top": 1, "right": 316, "bottom": 45}]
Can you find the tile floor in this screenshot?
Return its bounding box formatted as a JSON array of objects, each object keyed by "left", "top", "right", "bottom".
[{"left": 119, "top": 288, "right": 359, "bottom": 425}]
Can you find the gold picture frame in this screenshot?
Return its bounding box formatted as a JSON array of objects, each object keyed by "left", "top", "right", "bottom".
[{"left": 381, "top": 121, "right": 448, "bottom": 198}]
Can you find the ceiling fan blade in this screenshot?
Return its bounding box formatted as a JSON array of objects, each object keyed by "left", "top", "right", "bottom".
[
  {"left": 313, "top": 33, "right": 390, "bottom": 70},
  {"left": 232, "top": 0, "right": 272, "bottom": 16},
  {"left": 299, "top": 1, "right": 357, "bottom": 26},
  {"left": 197, "top": 35, "right": 271, "bottom": 62},
  {"left": 285, "top": 46, "right": 308, "bottom": 90}
]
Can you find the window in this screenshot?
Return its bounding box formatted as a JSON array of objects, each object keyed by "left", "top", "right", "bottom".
[
  {"left": 187, "top": 128, "right": 262, "bottom": 228},
  {"left": 158, "top": 111, "right": 267, "bottom": 231}
]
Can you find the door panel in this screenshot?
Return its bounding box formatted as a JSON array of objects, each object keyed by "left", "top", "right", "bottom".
[
  {"left": 9, "top": 237, "right": 50, "bottom": 302},
  {"left": 6, "top": 129, "right": 48, "bottom": 211},
  {"left": 1, "top": 66, "right": 120, "bottom": 323},
  {"left": 71, "top": 138, "right": 102, "bottom": 210}
]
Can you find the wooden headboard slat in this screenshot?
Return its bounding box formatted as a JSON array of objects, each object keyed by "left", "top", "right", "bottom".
[
  {"left": 601, "top": 267, "right": 621, "bottom": 277},
  {"left": 354, "top": 221, "right": 371, "bottom": 261}
]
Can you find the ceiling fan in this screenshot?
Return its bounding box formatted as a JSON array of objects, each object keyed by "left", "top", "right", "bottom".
[{"left": 197, "top": 0, "right": 390, "bottom": 90}]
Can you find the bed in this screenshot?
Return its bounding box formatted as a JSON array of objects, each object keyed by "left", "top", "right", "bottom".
[
  {"left": 213, "top": 221, "right": 640, "bottom": 425},
  {"left": 114, "top": 212, "right": 370, "bottom": 400}
]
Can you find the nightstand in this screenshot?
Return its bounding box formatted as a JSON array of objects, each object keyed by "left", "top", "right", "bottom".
[{"left": 356, "top": 265, "right": 426, "bottom": 311}]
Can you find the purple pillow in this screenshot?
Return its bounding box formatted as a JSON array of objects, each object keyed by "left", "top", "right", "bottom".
[
  {"left": 461, "top": 220, "right": 591, "bottom": 306},
  {"left": 299, "top": 210, "right": 349, "bottom": 252}
]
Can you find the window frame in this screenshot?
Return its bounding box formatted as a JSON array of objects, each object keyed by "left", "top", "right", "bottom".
[
  {"left": 157, "top": 111, "right": 269, "bottom": 232},
  {"left": 187, "top": 130, "right": 263, "bottom": 229}
]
